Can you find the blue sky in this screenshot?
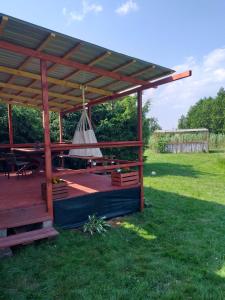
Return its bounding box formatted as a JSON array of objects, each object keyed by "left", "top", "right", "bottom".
[{"left": 1, "top": 0, "right": 225, "bottom": 128}]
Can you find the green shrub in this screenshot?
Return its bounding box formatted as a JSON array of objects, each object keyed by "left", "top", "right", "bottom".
[{"left": 83, "top": 215, "right": 111, "bottom": 235}]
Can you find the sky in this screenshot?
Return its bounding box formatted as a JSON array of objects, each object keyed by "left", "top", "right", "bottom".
[{"left": 1, "top": 0, "right": 225, "bottom": 128}]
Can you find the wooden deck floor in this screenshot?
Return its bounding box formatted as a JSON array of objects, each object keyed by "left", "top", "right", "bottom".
[{"left": 0, "top": 170, "right": 139, "bottom": 229}]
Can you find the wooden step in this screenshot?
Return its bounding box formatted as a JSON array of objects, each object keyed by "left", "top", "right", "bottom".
[
  {"left": 0, "top": 204, "right": 50, "bottom": 229},
  {"left": 0, "top": 227, "right": 59, "bottom": 248}
]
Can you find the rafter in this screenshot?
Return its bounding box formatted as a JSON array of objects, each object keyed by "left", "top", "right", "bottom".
[
  {"left": 63, "top": 70, "right": 192, "bottom": 114},
  {"left": 0, "top": 82, "right": 82, "bottom": 103},
  {"left": 0, "top": 40, "right": 148, "bottom": 86},
  {"left": 130, "top": 65, "right": 156, "bottom": 78},
  {"left": 0, "top": 16, "right": 8, "bottom": 35},
  {"left": 0, "top": 66, "right": 112, "bottom": 96},
  {"left": 49, "top": 51, "right": 112, "bottom": 103},
  {"left": 5, "top": 33, "right": 56, "bottom": 86},
  {"left": 0, "top": 91, "right": 73, "bottom": 110},
  {"left": 84, "top": 59, "right": 136, "bottom": 86}
]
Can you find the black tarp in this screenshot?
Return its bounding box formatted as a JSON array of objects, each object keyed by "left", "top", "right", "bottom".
[{"left": 54, "top": 187, "right": 140, "bottom": 229}]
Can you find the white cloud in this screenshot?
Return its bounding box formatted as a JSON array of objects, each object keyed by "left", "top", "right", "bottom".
[
  {"left": 115, "top": 0, "right": 139, "bottom": 16},
  {"left": 144, "top": 47, "right": 225, "bottom": 129},
  {"left": 63, "top": 0, "right": 103, "bottom": 23}
]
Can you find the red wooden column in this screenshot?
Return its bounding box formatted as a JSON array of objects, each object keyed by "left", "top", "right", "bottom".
[
  {"left": 7, "top": 104, "right": 13, "bottom": 146},
  {"left": 87, "top": 106, "right": 92, "bottom": 121},
  {"left": 40, "top": 59, "right": 53, "bottom": 219},
  {"left": 137, "top": 91, "right": 144, "bottom": 211},
  {"left": 59, "top": 112, "right": 63, "bottom": 143}
]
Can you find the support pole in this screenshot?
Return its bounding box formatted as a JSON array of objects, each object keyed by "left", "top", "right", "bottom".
[
  {"left": 59, "top": 112, "right": 63, "bottom": 143},
  {"left": 137, "top": 91, "right": 144, "bottom": 211},
  {"left": 40, "top": 59, "right": 53, "bottom": 219},
  {"left": 7, "top": 104, "right": 13, "bottom": 146},
  {"left": 87, "top": 106, "right": 92, "bottom": 121}
]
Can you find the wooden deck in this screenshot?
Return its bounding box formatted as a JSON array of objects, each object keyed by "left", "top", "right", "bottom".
[{"left": 0, "top": 170, "right": 139, "bottom": 229}]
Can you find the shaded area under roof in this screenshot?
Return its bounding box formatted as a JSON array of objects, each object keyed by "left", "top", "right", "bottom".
[{"left": 0, "top": 13, "right": 174, "bottom": 112}]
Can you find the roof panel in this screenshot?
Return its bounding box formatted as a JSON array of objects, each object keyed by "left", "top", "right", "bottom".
[{"left": 0, "top": 13, "right": 175, "bottom": 111}]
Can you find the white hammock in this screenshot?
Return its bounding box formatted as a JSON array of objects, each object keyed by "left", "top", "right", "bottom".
[{"left": 69, "top": 88, "right": 103, "bottom": 158}]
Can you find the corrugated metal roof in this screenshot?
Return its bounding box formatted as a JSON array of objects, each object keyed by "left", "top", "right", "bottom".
[{"left": 0, "top": 13, "right": 175, "bottom": 111}]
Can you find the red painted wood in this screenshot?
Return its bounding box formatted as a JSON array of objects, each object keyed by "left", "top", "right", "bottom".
[
  {"left": 0, "top": 227, "right": 58, "bottom": 249},
  {"left": 7, "top": 104, "right": 13, "bottom": 146},
  {"left": 0, "top": 40, "right": 147, "bottom": 86},
  {"left": 41, "top": 60, "right": 53, "bottom": 219},
  {"left": 0, "top": 172, "right": 140, "bottom": 229},
  {"left": 63, "top": 70, "right": 192, "bottom": 114},
  {"left": 0, "top": 143, "right": 44, "bottom": 149},
  {"left": 137, "top": 91, "right": 144, "bottom": 211},
  {"left": 88, "top": 106, "right": 91, "bottom": 121},
  {"left": 53, "top": 162, "right": 142, "bottom": 177},
  {"left": 51, "top": 141, "right": 143, "bottom": 150},
  {"left": 59, "top": 112, "right": 63, "bottom": 143}
]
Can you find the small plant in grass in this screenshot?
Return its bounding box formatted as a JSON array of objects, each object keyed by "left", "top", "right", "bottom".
[{"left": 83, "top": 215, "right": 111, "bottom": 235}]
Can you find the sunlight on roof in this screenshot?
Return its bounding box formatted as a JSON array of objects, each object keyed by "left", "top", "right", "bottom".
[{"left": 121, "top": 222, "right": 156, "bottom": 240}]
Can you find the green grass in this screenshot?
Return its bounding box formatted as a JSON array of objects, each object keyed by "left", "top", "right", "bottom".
[{"left": 1, "top": 151, "right": 225, "bottom": 299}]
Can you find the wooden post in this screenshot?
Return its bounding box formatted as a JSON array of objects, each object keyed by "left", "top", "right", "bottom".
[
  {"left": 40, "top": 59, "right": 53, "bottom": 219},
  {"left": 137, "top": 91, "right": 144, "bottom": 211},
  {"left": 59, "top": 112, "right": 63, "bottom": 143},
  {"left": 7, "top": 104, "right": 13, "bottom": 146},
  {"left": 87, "top": 106, "right": 92, "bottom": 121}
]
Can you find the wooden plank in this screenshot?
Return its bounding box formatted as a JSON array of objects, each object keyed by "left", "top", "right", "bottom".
[
  {"left": 41, "top": 60, "right": 53, "bottom": 219},
  {"left": 0, "top": 82, "right": 82, "bottom": 103},
  {"left": 0, "top": 66, "right": 112, "bottom": 97},
  {"left": 51, "top": 141, "right": 143, "bottom": 150},
  {"left": 0, "top": 92, "right": 72, "bottom": 110},
  {"left": 0, "top": 204, "right": 49, "bottom": 229},
  {"left": 52, "top": 162, "right": 142, "bottom": 177},
  {"left": 0, "top": 40, "right": 148, "bottom": 86},
  {"left": 0, "top": 227, "right": 58, "bottom": 249}
]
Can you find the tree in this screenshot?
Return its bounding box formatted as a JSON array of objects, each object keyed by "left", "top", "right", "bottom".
[
  {"left": 177, "top": 87, "right": 225, "bottom": 133},
  {"left": 0, "top": 96, "right": 151, "bottom": 160},
  {"left": 178, "top": 114, "right": 188, "bottom": 129}
]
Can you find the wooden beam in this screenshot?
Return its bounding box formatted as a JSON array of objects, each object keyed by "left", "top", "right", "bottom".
[
  {"left": 40, "top": 60, "right": 53, "bottom": 219},
  {"left": 0, "top": 40, "right": 148, "bottom": 86},
  {"left": 0, "top": 82, "right": 82, "bottom": 103},
  {"left": 63, "top": 51, "right": 111, "bottom": 81},
  {"left": 63, "top": 70, "right": 192, "bottom": 114},
  {"left": 2, "top": 33, "right": 56, "bottom": 102},
  {"left": 59, "top": 112, "right": 63, "bottom": 143},
  {"left": 0, "top": 92, "right": 72, "bottom": 110},
  {"left": 130, "top": 65, "right": 156, "bottom": 78},
  {"left": 7, "top": 104, "right": 13, "bottom": 146},
  {"left": 0, "top": 65, "right": 112, "bottom": 96},
  {"left": 50, "top": 51, "right": 112, "bottom": 103},
  {"left": 137, "top": 91, "right": 144, "bottom": 211},
  {"left": 53, "top": 161, "right": 142, "bottom": 177},
  {"left": 83, "top": 59, "right": 136, "bottom": 86},
  {"left": 0, "top": 98, "right": 44, "bottom": 110},
  {"left": 51, "top": 141, "right": 143, "bottom": 150},
  {"left": 47, "top": 42, "right": 82, "bottom": 73},
  {"left": 0, "top": 16, "right": 8, "bottom": 35}
]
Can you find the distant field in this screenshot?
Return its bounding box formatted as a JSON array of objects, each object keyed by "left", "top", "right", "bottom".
[{"left": 1, "top": 151, "right": 225, "bottom": 299}]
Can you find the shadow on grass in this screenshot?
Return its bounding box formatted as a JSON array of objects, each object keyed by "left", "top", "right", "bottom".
[
  {"left": 120, "top": 186, "right": 225, "bottom": 297},
  {"left": 144, "top": 162, "right": 207, "bottom": 178},
  {"left": 2, "top": 187, "right": 225, "bottom": 299}
]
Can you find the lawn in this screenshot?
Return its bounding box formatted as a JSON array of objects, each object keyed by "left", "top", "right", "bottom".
[{"left": 1, "top": 151, "right": 225, "bottom": 299}]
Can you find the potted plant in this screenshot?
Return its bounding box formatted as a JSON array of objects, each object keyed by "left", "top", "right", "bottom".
[
  {"left": 41, "top": 177, "right": 68, "bottom": 200},
  {"left": 111, "top": 168, "right": 139, "bottom": 186}
]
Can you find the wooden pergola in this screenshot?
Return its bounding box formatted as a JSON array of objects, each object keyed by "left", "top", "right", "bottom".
[{"left": 0, "top": 14, "right": 191, "bottom": 248}]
